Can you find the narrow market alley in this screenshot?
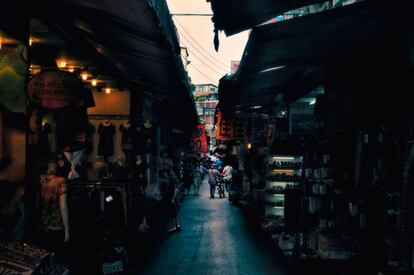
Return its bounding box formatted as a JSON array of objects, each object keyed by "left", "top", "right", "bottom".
[
  {"left": 142, "top": 179, "right": 288, "bottom": 275},
  {"left": 1, "top": 1, "right": 414, "bottom": 274}
]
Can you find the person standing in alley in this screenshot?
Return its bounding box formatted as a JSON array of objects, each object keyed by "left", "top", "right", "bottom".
[
  {"left": 222, "top": 163, "right": 233, "bottom": 194},
  {"left": 193, "top": 164, "right": 202, "bottom": 195},
  {"left": 215, "top": 157, "right": 223, "bottom": 172},
  {"left": 160, "top": 168, "right": 181, "bottom": 233},
  {"left": 208, "top": 164, "right": 222, "bottom": 198},
  {"left": 182, "top": 162, "right": 193, "bottom": 195}
]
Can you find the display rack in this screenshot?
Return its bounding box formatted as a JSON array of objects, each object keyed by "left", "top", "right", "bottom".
[
  {"left": 0, "top": 242, "right": 69, "bottom": 274},
  {"left": 265, "top": 155, "right": 303, "bottom": 221}
]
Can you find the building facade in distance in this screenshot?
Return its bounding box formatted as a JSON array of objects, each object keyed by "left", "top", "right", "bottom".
[{"left": 193, "top": 84, "right": 219, "bottom": 148}]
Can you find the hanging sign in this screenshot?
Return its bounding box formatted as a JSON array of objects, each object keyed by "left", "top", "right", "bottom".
[
  {"left": 215, "top": 111, "right": 248, "bottom": 141},
  {"left": 27, "top": 71, "right": 83, "bottom": 109},
  {"left": 191, "top": 124, "right": 208, "bottom": 154}
]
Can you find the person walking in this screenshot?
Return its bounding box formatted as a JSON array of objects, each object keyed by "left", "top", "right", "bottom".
[
  {"left": 193, "top": 165, "right": 202, "bottom": 195},
  {"left": 207, "top": 165, "right": 222, "bottom": 198}
]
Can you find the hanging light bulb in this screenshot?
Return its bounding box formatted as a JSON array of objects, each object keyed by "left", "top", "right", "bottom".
[
  {"left": 91, "top": 79, "right": 98, "bottom": 86},
  {"left": 105, "top": 88, "right": 111, "bottom": 94},
  {"left": 29, "top": 37, "right": 33, "bottom": 46},
  {"left": 58, "top": 60, "right": 67, "bottom": 69},
  {"left": 81, "top": 72, "right": 88, "bottom": 81}
]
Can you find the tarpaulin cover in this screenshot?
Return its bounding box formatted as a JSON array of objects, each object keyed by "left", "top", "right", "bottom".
[
  {"left": 208, "top": 0, "right": 327, "bottom": 35},
  {"left": 218, "top": 0, "right": 409, "bottom": 112},
  {"left": 30, "top": 0, "right": 197, "bottom": 122}
]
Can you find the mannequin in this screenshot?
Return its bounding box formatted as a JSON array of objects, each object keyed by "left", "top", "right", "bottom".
[
  {"left": 98, "top": 119, "right": 115, "bottom": 162},
  {"left": 55, "top": 106, "right": 89, "bottom": 180},
  {"left": 103, "top": 119, "right": 111, "bottom": 126},
  {"left": 112, "top": 156, "right": 127, "bottom": 179},
  {"left": 132, "top": 155, "right": 149, "bottom": 231},
  {"left": 133, "top": 124, "right": 146, "bottom": 155},
  {"left": 94, "top": 155, "right": 109, "bottom": 179},
  {"left": 132, "top": 155, "right": 147, "bottom": 190},
  {"left": 38, "top": 166, "right": 69, "bottom": 248},
  {"left": 120, "top": 120, "right": 135, "bottom": 165},
  {"left": 143, "top": 120, "right": 156, "bottom": 154},
  {"left": 143, "top": 120, "right": 152, "bottom": 129}
]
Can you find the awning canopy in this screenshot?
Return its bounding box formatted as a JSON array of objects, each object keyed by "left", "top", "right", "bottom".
[
  {"left": 218, "top": 0, "right": 409, "bottom": 114},
  {"left": 208, "top": 0, "right": 327, "bottom": 36},
  {"left": 2, "top": 0, "right": 198, "bottom": 124}
]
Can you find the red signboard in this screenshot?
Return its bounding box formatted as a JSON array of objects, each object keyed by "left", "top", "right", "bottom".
[
  {"left": 191, "top": 124, "right": 208, "bottom": 154},
  {"left": 28, "top": 71, "right": 83, "bottom": 109},
  {"left": 215, "top": 111, "right": 248, "bottom": 141}
]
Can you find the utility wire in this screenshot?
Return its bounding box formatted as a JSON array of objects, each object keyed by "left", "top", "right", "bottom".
[
  {"left": 180, "top": 37, "right": 228, "bottom": 76},
  {"left": 178, "top": 30, "right": 229, "bottom": 73},
  {"left": 174, "top": 18, "right": 231, "bottom": 69},
  {"left": 185, "top": 47, "right": 226, "bottom": 76},
  {"left": 189, "top": 63, "right": 218, "bottom": 84}
]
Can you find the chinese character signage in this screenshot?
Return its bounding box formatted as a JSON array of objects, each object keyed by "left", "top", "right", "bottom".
[
  {"left": 215, "top": 111, "right": 248, "bottom": 141},
  {"left": 191, "top": 124, "right": 208, "bottom": 153},
  {"left": 28, "top": 71, "right": 83, "bottom": 109}
]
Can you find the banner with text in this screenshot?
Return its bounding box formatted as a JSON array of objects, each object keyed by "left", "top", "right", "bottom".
[{"left": 191, "top": 124, "right": 208, "bottom": 153}]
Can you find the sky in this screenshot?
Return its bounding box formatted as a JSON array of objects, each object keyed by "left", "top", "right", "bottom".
[{"left": 167, "top": 0, "right": 249, "bottom": 85}]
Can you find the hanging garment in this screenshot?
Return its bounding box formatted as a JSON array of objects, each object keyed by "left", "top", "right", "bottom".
[
  {"left": 98, "top": 123, "right": 115, "bottom": 157},
  {"left": 144, "top": 124, "right": 156, "bottom": 154},
  {"left": 55, "top": 107, "right": 89, "bottom": 152},
  {"left": 120, "top": 123, "right": 135, "bottom": 150},
  {"left": 132, "top": 161, "right": 148, "bottom": 190},
  {"left": 133, "top": 124, "right": 146, "bottom": 155},
  {"left": 39, "top": 175, "right": 66, "bottom": 231},
  {"left": 85, "top": 123, "right": 95, "bottom": 156},
  {"left": 64, "top": 149, "right": 85, "bottom": 180}
]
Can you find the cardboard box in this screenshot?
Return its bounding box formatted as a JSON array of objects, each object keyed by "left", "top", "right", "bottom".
[
  {"left": 318, "top": 248, "right": 352, "bottom": 260},
  {"left": 317, "top": 232, "right": 352, "bottom": 260},
  {"left": 318, "top": 232, "right": 349, "bottom": 249}
]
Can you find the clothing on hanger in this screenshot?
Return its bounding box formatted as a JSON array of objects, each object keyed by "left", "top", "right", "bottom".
[{"left": 98, "top": 121, "right": 115, "bottom": 158}]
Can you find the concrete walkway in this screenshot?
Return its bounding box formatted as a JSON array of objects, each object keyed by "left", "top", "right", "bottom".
[{"left": 142, "top": 179, "right": 288, "bottom": 275}]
